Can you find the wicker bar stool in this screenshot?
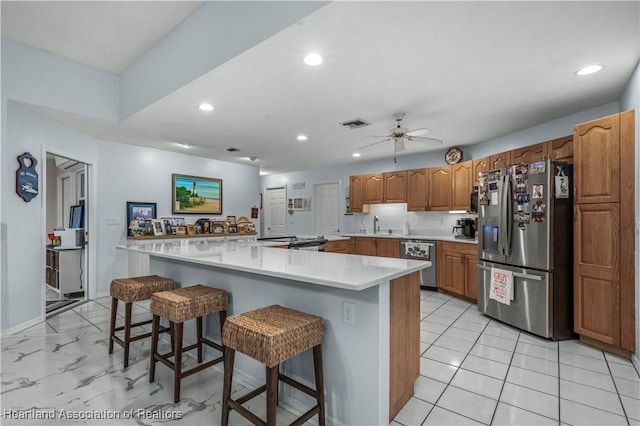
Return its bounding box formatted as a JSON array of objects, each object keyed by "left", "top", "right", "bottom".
[
  {"left": 149, "top": 284, "right": 228, "bottom": 403},
  {"left": 221, "top": 305, "right": 325, "bottom": 426},
  {"left": 108, "top": 275, "right": 175, "bottom": 368}
]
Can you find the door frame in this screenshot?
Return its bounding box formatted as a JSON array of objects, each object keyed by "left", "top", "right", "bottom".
[
  {"left": 264, "top": 186, "right": 286, "bottom": 237},
  {"left": 312, "top": 180, "right": 342, "bottom": 235},
  {"left": 41, "top": 145, "right": 97, "bottom": 318}
]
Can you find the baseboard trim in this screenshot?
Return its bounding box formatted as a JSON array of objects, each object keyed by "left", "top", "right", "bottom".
[{"left": 1, "top": 315, "right": 45, "bottom": 336}]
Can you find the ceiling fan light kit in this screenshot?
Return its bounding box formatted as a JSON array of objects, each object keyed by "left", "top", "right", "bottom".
[{"left": 358, "top": 112, "right": 446, "bottom": 163}]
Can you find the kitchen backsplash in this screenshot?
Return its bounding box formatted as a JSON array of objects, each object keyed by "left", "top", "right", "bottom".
[{"left": 344, "top": 203, "right": 476, "bottom": 236}]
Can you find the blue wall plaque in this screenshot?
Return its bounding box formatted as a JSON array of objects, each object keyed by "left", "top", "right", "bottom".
[{"left": 16, "top": 152, "right": 39, "bottom": 202}]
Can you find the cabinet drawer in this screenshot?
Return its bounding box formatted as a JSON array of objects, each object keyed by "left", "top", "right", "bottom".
[{"left": 441, "top": 241, "right": 478, "bottom": 256}]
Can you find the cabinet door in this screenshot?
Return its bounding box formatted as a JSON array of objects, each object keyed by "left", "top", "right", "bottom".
[
  {"left": 355, "top": 237, "right": 377, "bottom": 256},
  {"left": 427, "top": 166, "right": 452, "bottom": 211},
  {"left": 489, "top": 151, "right": 512, "bottom": 169},
  {"left": 574, "top": 203, "right": 620, "bottom": 346},
  {"left": 465, "top": 254, "right": 478, "bottom": 302},
  {"left": 363, "top": 174, "right": 384, "bottom": 204},
  {"left": 383, "top": 171, "right": 407, "bottom": 203},
  {"left": 549, "top": 135, "right": 573, "bottom": 163},
  {"left": 376, "top": 238, "right": 400, "bottom": 258},
  {"left": 349, "top": 175, "right": 364, "bottom": 213},
  {"left": 452, "top": 161, "right": 472, "bottom": 211},
  {"left": 511, "top": 143, "right": 548, "bottom": 164},
  {"left": 439, "top": 250, "right": 465, "bottom": 296},
  {"left": 325, "top": 240, "right": 348, "bottom": 253},
  {"left": 574, "top": 114, "right": 620, "bottom": 204},
  {"left": 472, "top": 157, "right": 490, "bottom": 184},
  {"left": 407, "top": 168, "right": 427, "bottom": 211}
]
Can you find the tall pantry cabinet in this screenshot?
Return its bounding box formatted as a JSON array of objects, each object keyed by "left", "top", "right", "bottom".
[{"left": 573, "top": 110, "right": 635, "bottom": 355}]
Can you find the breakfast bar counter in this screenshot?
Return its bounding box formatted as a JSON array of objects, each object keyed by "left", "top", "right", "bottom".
[{"left": 117, "top": 239, "right": 429, "bottom": 425}]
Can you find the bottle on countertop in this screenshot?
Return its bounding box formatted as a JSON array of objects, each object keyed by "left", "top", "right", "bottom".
[{"left": 402, "top": 219, "right": 410, "bottom": 236}]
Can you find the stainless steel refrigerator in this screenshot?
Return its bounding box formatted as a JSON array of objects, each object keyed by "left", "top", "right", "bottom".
[{"left": 477, "top": 159, "right": 574, "bottom": 339}]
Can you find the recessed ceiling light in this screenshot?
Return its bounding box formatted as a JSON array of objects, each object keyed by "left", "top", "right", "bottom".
[
  {"left": 198, "top": 103, "right": 214, "bottom": 111},
  {"left": 575, "top": 64, "right": 604, "bottom": 76},
  {"left": 304, "top": 53, "right": 323, "bottom": 66},
  {"left": 297, "top": 135, "right": 308, "bottom": 141},
  {"left": 177, "top": 143, "right": 192, "bottom": 148},
  {"left": 352, "top": 152, "right": 361, "bottom": 158}
]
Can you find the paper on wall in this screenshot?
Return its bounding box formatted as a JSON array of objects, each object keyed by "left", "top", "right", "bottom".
[{"left": 489, "top": 267, "right": 514, "bottom": 305}]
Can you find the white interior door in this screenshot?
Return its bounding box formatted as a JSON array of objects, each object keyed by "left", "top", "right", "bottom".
[
  {"left": 265, "top": 187, "right": 286, "bottom": 237},
  {"left": 314, "top": 182, "right": 340, "bottom": 236}
]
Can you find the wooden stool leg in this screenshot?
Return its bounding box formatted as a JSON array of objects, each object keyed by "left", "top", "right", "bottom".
[
  {"left": 313, "top": 345, "right": 326, "bottom": 426},
  {"left": 196, "top": 316, "right": 203, "bottom": 363},
  {"left": 108, "top": 297, "right": 118, "bottom": 354},
  {"left": 149, "top": 314, "right": 160, "bottom": 383},
  {"left": 221, "top": 347, "right": 235, "bottom": 426},
  {"left": 266, "top": 365, "right": 279, "bottom": 425},
  {"left": 173, "top": 321, "right": 183, "bottom": 403},
  {"left": 123, "top": 302, "right": 132, "bottom": 368},
  {"left": 170, "top": 321, "right": 175, "bottom": 355}
]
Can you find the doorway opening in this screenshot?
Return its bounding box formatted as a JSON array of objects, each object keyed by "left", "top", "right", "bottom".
[
  {"left": 44, "top": 153, "right": 89, "bottom": 316},
  {"left": 313, "top": 181, "right": 341, "bottom": 236}
]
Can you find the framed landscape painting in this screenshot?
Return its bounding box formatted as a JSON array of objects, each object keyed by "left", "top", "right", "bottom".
[{"left": 172, "top": 174, "right": 222, "bottom": 214}]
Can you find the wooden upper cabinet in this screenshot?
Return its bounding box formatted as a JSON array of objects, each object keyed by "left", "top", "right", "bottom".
[
  {"left": 377, "top": 238, "right": 400, "bottom": 258},
  {"left": 349, "top": 175, "right": 364, "bottom": 213},
  {"left": 427, "top": 166, "right": 452, "bottom": 211},
  {"left": 574, "top": 114, "right": 620, "bottom": 204},
  {"left": 489, "top": 151, "right": 512, "bottom": 169},
  {"left": 472, "top": 157, "right": 490, "bottom": 184},
  {"left": 511, "top": 143, "right": 548, "bottom": 164},
  {"left": 452, "top": 160, "right": 472, "bottom": 211},
  {"left": 383, "top": 171, "right": 407, "bottom": 203},
  {"left": 407, "top": 168, "right": 428, "bottom": 211},
  {"left": 549, "top": 135, "right": 573, "bottom": 163},
  {"left": 363, "top": 173, "right": 384, "bottom": 204}
]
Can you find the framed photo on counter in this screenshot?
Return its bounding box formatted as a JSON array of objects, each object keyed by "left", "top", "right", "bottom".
[{"left": 126, "top": 201, "right": 156, "bottom": 235}]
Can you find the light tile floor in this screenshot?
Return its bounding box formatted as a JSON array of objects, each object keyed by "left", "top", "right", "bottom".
[{"left": 4, "top": 291, "right": 640, "bottom": 425}]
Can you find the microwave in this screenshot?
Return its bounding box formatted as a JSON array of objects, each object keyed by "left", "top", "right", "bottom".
[{"left": 54, "top": 228, "right": 85, "bottom": 248}]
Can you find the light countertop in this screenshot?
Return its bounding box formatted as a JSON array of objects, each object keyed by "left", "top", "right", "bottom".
[
  {"left": 117, "top": 240, "right": 429, "bottom": 291},
  {"left": 341, "top": 233, "right": 478, "bottom": 244}
]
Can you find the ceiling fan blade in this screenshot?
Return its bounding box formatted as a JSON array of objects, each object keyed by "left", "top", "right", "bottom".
[
  {"left": 367, "top": 135, "right": 392, "bottom": 138},
  {"left": 358, "top": 138, "right": 391, "bottom": 150},
  {"left": 412, "top": 136, "right": 446, "bottom": 144},
  {"left": 406, "top": 128, "right": 431, "bottom": 137}
]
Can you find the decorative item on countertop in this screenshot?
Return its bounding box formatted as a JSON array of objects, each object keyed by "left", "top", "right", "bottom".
[
  {"left": 127, "top": 202, "right": 157, "bottom": 235},
  {"left": 555, "top": 165, "right": 569, "bottom": 199},
  {"left": 16, "top": 152, "right": 39, "bottom": 202},
  {"left": 402, "top": 219, "right": 410, "bottom": 236},
  {"left": 211, "top": 221, "right": 225, "bottom": 234},
  {"left": 251, "top": 206, "right": 259, "bottom": 218}
]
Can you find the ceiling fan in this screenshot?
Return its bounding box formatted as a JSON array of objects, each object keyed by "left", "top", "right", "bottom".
[{"left": 358, "top": 113, "right": 445, "bottom": 163}]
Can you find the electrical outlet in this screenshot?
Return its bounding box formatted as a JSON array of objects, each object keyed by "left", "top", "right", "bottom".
[
  {"left": 439, "top": 217, "right": 445, "bottom": 225},
  {"left": 106, "top": 217, "right": 119, "bottom": 226},
  {"left": 343, "top": 301, "right": 355, "bottom": 325}
]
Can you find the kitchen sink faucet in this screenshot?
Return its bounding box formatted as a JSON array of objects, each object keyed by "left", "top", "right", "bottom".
[{"left": 373, "top": 216, "right": 380, "bottom": 234}]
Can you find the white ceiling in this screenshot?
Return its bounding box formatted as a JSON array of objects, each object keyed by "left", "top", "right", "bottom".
[{"left": 3, "top": 1, "right": 639, "bottom": 175}]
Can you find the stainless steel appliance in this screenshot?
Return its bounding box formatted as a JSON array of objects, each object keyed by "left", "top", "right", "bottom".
[
  {"left": 477, "top": 160, "right": 573, "bottom": 339},
  {"left": 256, "top": 236, "right": 328, "bottom": 251},
  {"left": 400, "top": 239, "right": 436, "bottom": 289},
  {"left": 453, "top": 218, "right": 477, "bottom": 239}
]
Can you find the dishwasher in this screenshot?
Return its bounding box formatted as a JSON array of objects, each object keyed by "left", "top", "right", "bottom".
[{"left": 400, "top": 239, "right": 436, "bottom": 289}]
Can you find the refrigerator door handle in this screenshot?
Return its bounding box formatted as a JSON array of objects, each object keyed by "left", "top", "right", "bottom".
[
  {"left": 477, "top": 264, "right": 543, "bottom": 281},
  {"left": 505, "top": 174, "right": 513, "bottom": 255},
  {"left": 499, "top": 174, "right": 509, "bottom": 255}
]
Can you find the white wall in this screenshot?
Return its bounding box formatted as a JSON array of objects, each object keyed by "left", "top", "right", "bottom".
[
  {"left": 1, "top": 102, "right": 260, "bottom": 330},
  {"left": 619, "top": 60, "right": 640, "bottom": 368},
  {"left": 261, "top": 102, "right": 619, "bottom": 237}
]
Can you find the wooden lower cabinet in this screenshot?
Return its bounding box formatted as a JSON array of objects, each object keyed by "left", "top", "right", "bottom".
[
  {"left": 353, "top": 237, "right": 400, "bottom": 258},
  {"left": 325, "top": 239, "right": 349, "bottom": 253},
  {"left": 437, "top": 241, "right": 478, "bottom": 302}
]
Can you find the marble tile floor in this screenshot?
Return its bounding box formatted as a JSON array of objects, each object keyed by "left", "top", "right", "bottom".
[{"left": 3, "top": 293, "right": 639, "bottom": 425}]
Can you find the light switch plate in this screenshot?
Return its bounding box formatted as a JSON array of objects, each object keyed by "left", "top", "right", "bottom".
[{"left": 106, "top": 217, "right": 119, "bottom": 226}]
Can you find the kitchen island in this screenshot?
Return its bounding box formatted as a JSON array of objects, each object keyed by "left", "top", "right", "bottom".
[{"left": 117, "top": 239, "right": 429, "bottom": 425}]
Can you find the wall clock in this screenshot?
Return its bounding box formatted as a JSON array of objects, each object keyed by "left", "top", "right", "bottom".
[{"left": 445, "top": 147, "right": 463, "bottom": 165}]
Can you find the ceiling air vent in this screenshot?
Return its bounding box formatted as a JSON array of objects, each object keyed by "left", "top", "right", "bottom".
[
  {"left": 340, "top": 118, "right": 370, "bottom": 129},
  {"left": 226, "top": 147, "right": 241, "bottom": 152}
]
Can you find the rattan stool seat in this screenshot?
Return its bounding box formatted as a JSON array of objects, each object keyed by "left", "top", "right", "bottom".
[
  {"left": 221, "top": 305, "right": 325, "bottom": 426},
  {"left": 149, "top": 284, "right": 228, "bottom": 403},
  {"left": 151, "top": 285, "right": 228, "bottom": 323},
  {"left": 222, "top": 305, "right": 324, "bottom": 368},
  {"left": 108, "top": 275, "right": 175, "bottom": 368},
  {"left": 110, "top": 275, "right": 175, "bottom": 303}
]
